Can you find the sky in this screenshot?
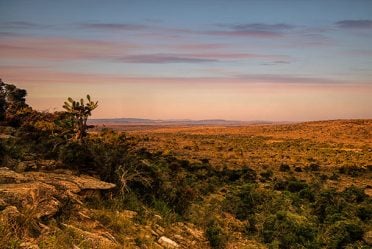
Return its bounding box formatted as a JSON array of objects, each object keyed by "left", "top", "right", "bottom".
[{"left": 0, "top": 0, "right": 372, "bottom": 121}]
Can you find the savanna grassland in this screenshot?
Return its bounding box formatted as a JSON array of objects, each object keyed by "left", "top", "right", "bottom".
[
  {"left": 1, "top": 80, "right": 372, "bottom": 248},
  {"left": 113, "top": 120, "right": 372, "bottom": 193}
]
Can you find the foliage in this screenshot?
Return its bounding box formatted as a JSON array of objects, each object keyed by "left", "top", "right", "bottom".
[
  {"left": 206, "top": 220, "right": 228, "bottom": 249},
  {"left": 323, "top": 220, "right": 364, "bottom": 248},
  {"left": 0, "top": 79, "right": 29, "bottom": 126},
  {"left": 62, "top": 95, "right": 98, "bottom": 141},
  {"left": 262, "top": 211, "right": 318, "bottom": 249},
  {"left": 223, "top": 183, "right": 262, "bottom": 220}
]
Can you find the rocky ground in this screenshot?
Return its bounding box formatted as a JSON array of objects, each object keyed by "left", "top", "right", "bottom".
[{"left": 0, "top": 166, "right": 243, "bottom": 249}]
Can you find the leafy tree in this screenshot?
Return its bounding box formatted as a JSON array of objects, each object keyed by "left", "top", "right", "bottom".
[
  {"left": 62, "top": 95, "right": 98, "bottom": 141},
  {"left": 0, "top": 79, "right": 29, "bottom": 126}
]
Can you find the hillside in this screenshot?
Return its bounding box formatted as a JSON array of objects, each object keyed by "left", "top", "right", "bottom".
[{"left": 1, "top": 116, "right": 371, "bottom": 248}]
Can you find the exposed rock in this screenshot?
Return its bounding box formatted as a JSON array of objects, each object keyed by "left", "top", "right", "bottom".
[
  {"left": 158, "top": 236, "right": 179, "bottom": 248},
  {"left": 0, "top": 167, "right": 116, "bottom": 244},
  {"left": 364, "top": 230, "right": 372, "bottom": 245}
]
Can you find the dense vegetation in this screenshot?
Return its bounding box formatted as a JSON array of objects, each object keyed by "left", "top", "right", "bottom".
[{"left": 0, "top": 80, "right": 371, "bottom": 248}]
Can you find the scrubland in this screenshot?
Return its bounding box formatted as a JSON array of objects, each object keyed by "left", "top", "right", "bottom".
[{"left": 0, "top": 80, "right": 371, "bottom": 248}]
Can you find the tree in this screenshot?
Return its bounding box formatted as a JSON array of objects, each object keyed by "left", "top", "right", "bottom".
[
  {"left": 62, "top": 95, "right": 98, "bottom": 141},
  {"left": 0, "top": 79, "right": 29, "bottom": 126}
]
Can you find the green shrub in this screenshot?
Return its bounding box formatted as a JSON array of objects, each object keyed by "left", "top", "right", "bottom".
[
  {"left": 313, "top": 189, "right": 344, "bottom": 223},
  {"left": 298, "top": 187, "right": 315, "bottom": 202},
  {"left": 262, "top": 211, "right": 318, "bottom": 248},
  {"left": 305, "top": 163, "right": 320, "bottom": 172},
  {"left": 356, "top": 204, "right": 372, "bottom": 221},
  {"left": 338, "top": 166, "right": 366, "bottom": 176},
  {"left": 279, "top": 164, "right": 291, "bottom": 172},
  {"left": 294, "top": 166, "right": 303, "bottom": 172},
  {"left": 341, "top": 186, "right": 367, "bottom": 203},
  {"left": 287, "top": 180, "right": 308, "bottom": 193},
  {"left": 58, "top": 141, "right": 94, "bottom": 172},
  {"left": 260, "top": 169, "right": 273, "bottom": 180},
  {"left": 273, "top": 179, "right": 288, "bottom": 191},
  {"left": 206, "top": 220, "right": 227, "bottom": 249},
  {"left": 223, "top": 184, "right": 262, "bottom": 220},
  {"left": 323, "top": 220, "right": 364, "bottom": 248}
]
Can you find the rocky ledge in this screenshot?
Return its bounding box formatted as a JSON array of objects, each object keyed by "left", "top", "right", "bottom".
[
  {"left": 0, "top": 167, "right": 117, "bottom": 248},
  {"left": 0, "top": 167, "right": 115, "bottom": 219}
]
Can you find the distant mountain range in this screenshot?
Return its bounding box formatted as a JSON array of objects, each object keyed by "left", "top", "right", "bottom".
[{"left": 89, "top": 118, "right": 274, "bottom": 126}]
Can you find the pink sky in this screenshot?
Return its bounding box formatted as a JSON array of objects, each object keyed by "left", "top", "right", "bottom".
[{"left": 1, "top": 1, "right": 372, "bottom": 121}]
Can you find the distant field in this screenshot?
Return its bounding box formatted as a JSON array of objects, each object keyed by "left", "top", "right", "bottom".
[
  {"left": 98, "top": 119, "right": 371, "bottom": 167},
  {"left": 95, "top": 119, "right": 372, "bottom": 194}
]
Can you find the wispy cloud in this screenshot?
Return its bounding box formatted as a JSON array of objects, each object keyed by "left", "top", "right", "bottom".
[
  {"left": 79, "top": 22, "right": 147, "bottom": 31},
  {"left": 174, "top": 43, "right": 228, "bottom": 50},
  {"left": 2, "top": 66, "right": 369, "bottom": 87},
  {"left": 205, "top": 30, "right": 283, "bottom": 38},
  {"left": 0, "top": 35, "right": 288, "bottom": 64},
  {"left": 0, "top": 36, "right": 136, "bottom": 61},
  {"left": 218, "top": 23, "right": 295, "bottom": 31},
  {"left": 207, "top": 22, "right": 295, "bottom": 38},
  {"left": 235, "top": 74, "right": 348, "bottom": 85},
  {"left": 116, "top": 52, "right": 288, "bottom": 64},
  {"left": 0, "top": 21, "right": 47, "bottom": 29},
  {"left": 261, "top": 60, "right": 291, "bottom": 66},
  {"left": 117, "top": 54, "right": 217, "bottom": 63},
  {"left": 77, "top": 21, "right": 294, "bottom": 38},
  {"left": 336, "top": 20, "right": 372, "bottom": 29}
]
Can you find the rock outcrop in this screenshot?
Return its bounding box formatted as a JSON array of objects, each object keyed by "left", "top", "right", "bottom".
[
  {"left": 0, "top": 167, "right": 116, "bottom": 248},
  {"left": 0, "top": 167, "right": 115, "bottom": 219}
]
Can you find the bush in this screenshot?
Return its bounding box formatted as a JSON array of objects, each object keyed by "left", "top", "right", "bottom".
[
  {"left": 279, "top": 164, "right": 291, "bottom": 172},
  {"left": 58, "top": 141, "right": 94, "bottom": 172},
  {"left": 338, "top": 166, "right": 366, "bottom": 176},
  {"left": 262, "top": 211, "right": 318, "bottom": 248},
  {"left": 206, "top": 220, "right": 227, "bottom": 249},
  {"left": 341, "top": 186, "right": 367, "bottom": 203},
  {"left": 287, "top": 180, "right": 308, "bottom": 193},
  {"left": 313, "top": 189, "right": 343, "bottom": 223},
  {"left": 223, "top": 184, "right": 262, "bottom": 220},
  {"left": 298, "top": 188, "right": 315, "bottom": 202},
  {"left": 260, "top": 169, "right": 273, "bottom": 180},
  {"left": 356, "top": 204, "right": 372, "bottom": 221},
  {"left": 294, "top": 166, "right": 303, "bottom": 172},
  {"left": 313, "top": 186, "right": 368, "bottom": 225},
  {"left": 273, "top": 178, "right": 309, "bottom": 193},
  {"left": 323, "top": 220, "right": 364, "bottom": 248},
  {"left": 305, "top": 163, "right": 320, "bottom": 172}
]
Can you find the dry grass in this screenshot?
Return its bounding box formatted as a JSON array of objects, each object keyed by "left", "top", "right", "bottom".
[{"left": 101, "top": 119, "right": 372, "bottom": 193}]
